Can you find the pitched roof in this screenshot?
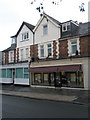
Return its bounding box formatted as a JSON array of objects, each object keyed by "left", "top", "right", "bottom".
[
  {"left": 2, "top": 43, "right": 16, "bottom": 52},
  {"left": 79, "top": 22, "right": 90, "bottom": 36},
  {"left": 33, "top": 12, "right": 61, "bottom": 32},
  {"left": 43, "top": 12, "right": 61, "bottom": 25},
  {"left": 11, "top": 21, "right": 35, "bottom": 38}
]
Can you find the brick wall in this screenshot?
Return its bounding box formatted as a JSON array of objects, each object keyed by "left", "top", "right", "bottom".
[
  {"left": 80, "top": 36, "right": 90, "bottom": 57},
  {"left": 59, "top": 40, "right": 68, "bottom": 59},
  {"left": 14, "top": 49, "right": 16, "bottom": 63},
  {"left": 53, "top": 41, "right": 57, "bottom": 59},
  {"left": 5, "top": 52, "right": 9, "bottom": 64},
  {"left": 30, "top": 44, "right": 38, "bottom": 61},
  {"left": 17, "top": 48, "right": 19, "bottom": 62}
]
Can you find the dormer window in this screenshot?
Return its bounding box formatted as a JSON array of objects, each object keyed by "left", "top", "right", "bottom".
[
  {"left": 62, "top": 22, "right": 70, "bottom": 32},
  {"left": 22, "top": 32, "right": 29, "bottom": 41},
  {"left": 11, "top": 38, "right": 16, "bottom": 44}
]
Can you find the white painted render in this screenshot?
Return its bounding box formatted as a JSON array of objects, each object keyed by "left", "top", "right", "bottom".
[
  {"left": 35, "top": 17, "right": 61, "bottom": 44},
  {"left": 0, "top": 78, "right": 13, "bottom": 84},
  {"left": 14, "top": 78, "right": 29, "bottom": 85},
  {"left": 1, "top": 63, "right": 28, "bottom": 69},
  {"left": 17, "top": 25, "right": 33, "bottom": 48}
]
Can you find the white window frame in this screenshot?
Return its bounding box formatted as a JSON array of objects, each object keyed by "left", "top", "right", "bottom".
[
  {"left": 47, "top": 43, "right": 52, "bottom": 57},
  {"left": 9, "top": 51, "right": 14, "bottom": 63},
  {"left": 62, "top": 22, "right": 70, "bottom": 32},
  {"left": 20, "top": 49, "right": 23, "bottom": 61},
  {"left": 22, "top": 32, "right": 29, "bottom": 41},
  {"left": 68, "top": 38, "right": 80, "bottom": 56},
  {"left": 25, "top": 48, "right": 29, "bottom": 60},
  {"left": 71, "top": 40, "right": 77, "bottom": 55},
  {"left": 11, "top": 38, "right": 16, "bottom": 44},
  {"left": 40, "top": 45, "right": 44, "bottom": 58}
]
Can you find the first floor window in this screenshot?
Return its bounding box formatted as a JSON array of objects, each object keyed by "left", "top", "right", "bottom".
[
  {"left": 26, "top": 48, "right": 29, "bottom": 59},
  {"left": 47, "top": 43, "right": 52, "bottom": 57},
  {"left": 21, "top": 49, "right": 23, "bottom": 61},
  {"left": 71, "top": 40, "right": 77, "bottom": 55},
  {"left": 40, "top": 45, "right": 44, "bottom": 58}
]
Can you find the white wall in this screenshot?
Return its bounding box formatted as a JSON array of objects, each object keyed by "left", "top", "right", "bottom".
[
  {"left": 14, "top": 78, "right": 29, "bottom": 85},
  {"left": 17, "top": 25, "right": 33, "bottom": 48},
  {"left": 0, "top": 78, "right": 13, "bottom": 83},
  {"left": 35, "top": 17, "right": 61, "bottom": 44}
]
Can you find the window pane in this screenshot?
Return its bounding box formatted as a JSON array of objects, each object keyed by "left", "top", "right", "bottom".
[
  {"left": 24, "top": 74, "right": 29, "bottom": 78},
  {"left": 24, "top": 68, "right": 28, "bottom": 73},
  {"left": 43, "top": 25, "right": 47, "bottom": 35},
  {"left": 72, "top": 45, "right": 77, "bottom": 54},
  {"left": 16, "top": 68, "right": 23, "bottom": 78},
  {"left": 22, "top": 32, "right": 29, "bottom": 40},
  {"left": 21, "top": 49, "right": 23, "bottom": 60},
  {"left": 2, "top": 69, "right": 6, "bottom": 78},
  {"left": 40, "top": 45, "right": 44, "bottom": 57},
  {"left": 47, "top": 44, "right": 52, "bottom": 56},
  {"left": 26, "top": 48, "right": 29, "bottom": 59},
  {"left": 71, "top": 40, "right": 77, "bottom": 54},
  {"left": 7, "top": 69, "right": 12, "bottom": 78}
]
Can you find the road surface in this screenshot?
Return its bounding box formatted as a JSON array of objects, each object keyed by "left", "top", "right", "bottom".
[{"left": 2, "top": 95, "right": 88, "bottom": 118}]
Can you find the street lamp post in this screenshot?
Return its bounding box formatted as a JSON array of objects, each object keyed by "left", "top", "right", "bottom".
[{"left": 28, "top": 57, "right": 31, "bottom": 87}]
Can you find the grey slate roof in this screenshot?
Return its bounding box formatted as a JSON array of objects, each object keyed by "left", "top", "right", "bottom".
[
  {"left": 79, "top": 22, "right": 90, "bottom": 36},
  {"left": 2, "top": 43, "right": 16, "bottom": 52}
]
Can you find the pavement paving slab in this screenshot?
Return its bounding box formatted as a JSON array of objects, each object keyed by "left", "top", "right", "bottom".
[{"left": 0, "top": 84, "right": 90, "bottom": 105}]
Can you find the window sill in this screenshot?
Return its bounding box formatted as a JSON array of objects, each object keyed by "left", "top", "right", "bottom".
[{"left": 20, "top": 39, "right": 29, "bottom": 42}]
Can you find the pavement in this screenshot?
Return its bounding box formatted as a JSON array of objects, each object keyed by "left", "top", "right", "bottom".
[{"left": 0, "top": 84, "right": 90, "bottom": 105}]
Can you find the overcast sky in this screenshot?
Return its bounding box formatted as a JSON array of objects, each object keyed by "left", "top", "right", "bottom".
[{"left": 0, "top": 0, "right": 89, "bottom": 51}]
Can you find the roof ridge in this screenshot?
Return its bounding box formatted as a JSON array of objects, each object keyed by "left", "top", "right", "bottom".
[{"left": 43, "top": 12, "right": 61, "bottom": 25}]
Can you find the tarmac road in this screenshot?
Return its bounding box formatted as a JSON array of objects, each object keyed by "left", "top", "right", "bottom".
[{"left": 2, "top": 95, "right": 88, "bottom": 118}]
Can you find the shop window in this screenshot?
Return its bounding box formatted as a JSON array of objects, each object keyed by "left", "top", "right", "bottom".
[
  {"left": 2, "top": 69, "right": 6, "bottom": 78},
  {"left": 24, "top": 68, "right": 29, "bottom": 79},
  {"left": 7, "top": 69, "right": 12, "bottom": 78},
  {"left": 0, "top": 69, "right": 1, "bottom": 78},
  {"left": 16, "top": 68, "right": 23, "bottom": 78}
]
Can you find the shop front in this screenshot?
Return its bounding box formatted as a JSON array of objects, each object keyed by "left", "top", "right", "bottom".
[{"left": 30, "top": 64, "right": 84, "bottom": 88}]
